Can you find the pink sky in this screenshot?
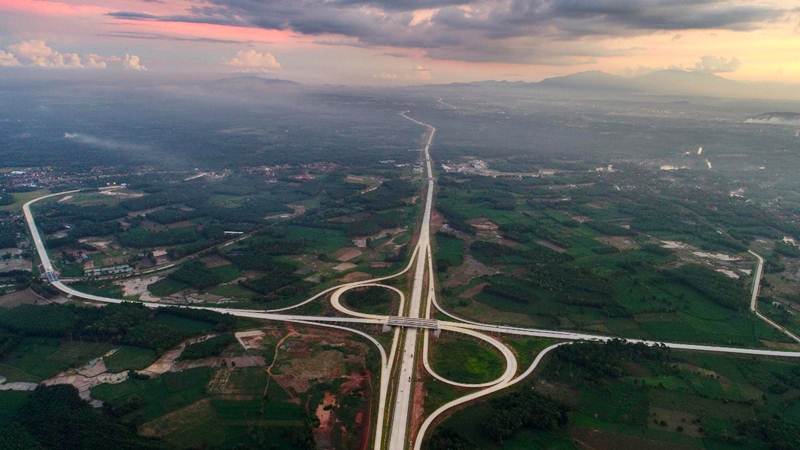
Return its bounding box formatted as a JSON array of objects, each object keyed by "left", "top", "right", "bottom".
[{"left": 1, "top": 0, "right": 799, "bottom": 84}]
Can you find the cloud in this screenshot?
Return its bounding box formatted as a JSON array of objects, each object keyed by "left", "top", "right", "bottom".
[
  {"left": 0, "top": 40, "right": 146, "bottom": 71},
  {"left": 375, "top": 72, "right": 399, "bottom": 80},
  {"left": 7, "top": 40, "right": 84, "bottom": 68},
  {"left": 99, "top": 31, "right": 252, "bottom": 44},
  {"left": 374, "top": 64, "right": 432, "bottom": 82},
  {"left": 226, "top": 49, "right": 281, "bottom": 72},
  {"left": 693, "top": 55, "right": 741, "bottom": 73},
  {"left": 0, "top": 51, "right": 20, "bottom": 67},
  {"left": 121, "top": 54, "right": 147, "bottom": 71},
  {"left": 64, "top": 132, "right": 152, "bottom": 152},
  {"left": 107, "top": 0, "right": 789, "bottom": 64},
  {"left": 413, "top": 64, "right": 432, "bottom": 80}
]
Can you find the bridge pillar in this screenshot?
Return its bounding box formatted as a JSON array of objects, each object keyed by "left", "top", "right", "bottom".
[
  {"left": 433, "top": 328, "right": 440, "bottom": 338},
  {"left": 382, "top": 323, "right": 391, "bottom": 333}
]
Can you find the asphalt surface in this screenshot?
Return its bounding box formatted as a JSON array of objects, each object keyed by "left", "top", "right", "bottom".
[{"left": 386, "top": 112, "right": 437, "bottom": 450}]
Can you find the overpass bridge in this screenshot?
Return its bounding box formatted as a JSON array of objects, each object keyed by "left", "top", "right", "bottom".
[{"left": 385, "top": 316, "right": 439, "bottom": 336}]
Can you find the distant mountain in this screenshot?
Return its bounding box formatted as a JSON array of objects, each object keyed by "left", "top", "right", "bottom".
[
  {"left": 209, "top": 76, "right": 299, "bottom": 90},
  {"left": 633, "top": 70, "right": 739, "bottom": 97},
  {"left": 539, "top": 71, "right": 631, "bottom": 91},
  {"left": 435, "top": 70, "right": 800, "bottom": 101},
  {"left": 745, "top": 112, "right": 800, "bottom": 125}
]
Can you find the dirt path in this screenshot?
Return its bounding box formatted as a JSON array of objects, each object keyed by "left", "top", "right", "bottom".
[{"left": 264, "top": 330, "right": 299, "bottom": 399}]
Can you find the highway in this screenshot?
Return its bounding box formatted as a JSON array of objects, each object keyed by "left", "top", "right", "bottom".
[
  {"left": 386, "top": 112, "right": 437, "bottom": 450},
  {"left": 22, "top": 112, "right": 800, "bottom": 450}
]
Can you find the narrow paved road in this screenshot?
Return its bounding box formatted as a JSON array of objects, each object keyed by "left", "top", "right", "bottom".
[{"left": 748, "top": 250, "right": 800, "bottom": 343}]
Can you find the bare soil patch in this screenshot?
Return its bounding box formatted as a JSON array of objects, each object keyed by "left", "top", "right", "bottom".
[
  {"left": 341, "top": 271, "right": 371, "bottom": 283},
  {"left": 200, "top": 255, "right": 231, "bottom": 268},
  {"left": 571, "top": 426, "right": 695, "bottom": 450},
  {"left": 597, "top": 236, "right": 639, "bottom": 251},
  {"left": 0, "top": 289, "right": 46, "bottom": 308},
  {"left": 334, "top": 247, "right": 362, "bottom": 262},
  {"left": 444, "top": 255, "right": 498, "bottom": 288}
]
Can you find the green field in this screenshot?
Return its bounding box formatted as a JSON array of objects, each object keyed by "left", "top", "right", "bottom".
[
  {"left": 283, "top": 225, "right": 350, "bottom": 253},
  {"left": 434, "top": 169, "right": 800, "bottom": 349},
  {"left": 147, "top": 277, "right": 188, "bottom": 297},
  {"left": 0, "top": 189, "right": 49, "bottom": 212},
  {"left": 104, "top": 345, "right": 158, "bottom": 372},
  {"left": 93, "top": 367, "right": 216, "bottom": 423},
  {"left": 429, "top": 332, "right": 505, "bottom": 384},
  {"left": 69, "top": 281, "right": 124, "bottom": 298},
  {"left": 93, "top": 367, "right": 315, "bottom": 449},
  {"left": 0, "top": 338, "right": 113, "bottom": 382},
  {"left": 434, "top": 232, "right": 465, "bottom": 272},
  {"left": 341, "top": 285, "right": 397, "bottom": 315},
  {"left": 431, "top": 341, "right": 800, "bottom": 450}
]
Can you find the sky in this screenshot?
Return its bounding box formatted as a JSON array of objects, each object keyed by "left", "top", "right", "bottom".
[{"left": 0, "top": 0, "right": 799, "bottom": 85}]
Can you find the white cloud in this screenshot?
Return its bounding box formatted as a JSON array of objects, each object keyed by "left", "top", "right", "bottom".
[
  {"left": 375, "top": 72, "right": 399, "bottom": 80},
  {"left": 0, "top": 51, "right": 20, "bottom": 67},
  {"left": 226, "top": 49, "right": 281, "bottom": 72},
  {"left": 374, "top": 65, "right": 432, "bottom": 83},
  {"left": 413, "top": 64, "right": 432, "bottom": 81},
  {"left": 121, "top": 54, "right": 147, "bottom": 71},
  {"left": 0, "top": 40, "right": 146, "bottom": 71},
  {"left": 693, "top": 55, "right": 741, "bottom": 73},
  {"left": 84, "top": 54, "right": 108, "bottom": 69},
  {"left": 7, "top": 40, "right": 83, "bottom": 68}
]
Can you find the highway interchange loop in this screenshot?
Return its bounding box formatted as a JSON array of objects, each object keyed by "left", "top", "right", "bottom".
[{"left": 22, "top": 112, "right": 800, "bottom": 450}]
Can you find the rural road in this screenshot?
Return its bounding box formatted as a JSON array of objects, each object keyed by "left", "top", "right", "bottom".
[{"left": 22, "top": 111, "right": 800, "bottom": 450}]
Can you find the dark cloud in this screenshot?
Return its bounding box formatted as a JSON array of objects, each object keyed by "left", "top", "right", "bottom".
[
  {"left": 107, "top": 0, "right": 788, "bottom": 63},
  {"left": 333, "top": 0, "right": 471, "bottom": 10},
  {"left": 99, "top": 31, "right": 261, "bottom": 45}
]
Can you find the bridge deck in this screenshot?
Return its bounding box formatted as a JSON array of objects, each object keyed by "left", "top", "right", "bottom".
[{"left": 386, "top": 316, "right": 439, "bottom": 329}]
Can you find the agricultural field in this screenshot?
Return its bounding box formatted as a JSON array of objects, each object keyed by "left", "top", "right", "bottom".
[
  {"left": 432, "top": 169, "right": 800, "bottom": 348},
  {"left": 429, "top": 340, "right": 800, "bottom": 450},
  {"left": 92, "top": 324, "right": 377, "bottom": 450},
  {"left": 30, "top": 160, "right": 421, "bottom": 309},
  {"left": 0, "top": 298, "right": 377, "bottom": 450}
]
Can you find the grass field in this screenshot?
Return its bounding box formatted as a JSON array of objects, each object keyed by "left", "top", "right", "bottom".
[
  {"left": 93, "top": 366, "right": 315, "bottom": 449},
  {"left": 0, "top": 189, "right": 49, "bottom": 212},
  {"left": 209, "top": 283, "right": 260, "bottom": 299},
  {"left": 208, "top": 265, "right": 241, "bottom": 283},
  {"left": 341, "top": 285, "right": 397, "bottom": 315},
  {"left": 147, "top": 278, "right": 188, "bottom": 297},
  {"left": 104, "top": 346, "right": 158, "bottom": 372},
  {"left": 69, "top": 281, "right": 124, "bottom": 298},
  {"left": 92, "top": 367, "right": 215, "bottom": 424},
  {"left": 283, "top": 225, "right": 350, "bottom": 253},
  {"left": 434, "top": 232, "right": 465, "bottom": 272},
  {"left": 503, "top": 336, "right": 555, "bottom": 368},
  {"left": 429, "top": 332, "right": 505, "bottom": 384},
  {"left": 0, "top": 338, "right": 113, "bottom": 382}
]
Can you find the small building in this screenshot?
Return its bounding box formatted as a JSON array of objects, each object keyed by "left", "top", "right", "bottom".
[
  {"left": 151, "top": 249, "right": 169, "bottom": 265},
  {"left": 84, "top": 264, "right": 133, "bottom": 278}
]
